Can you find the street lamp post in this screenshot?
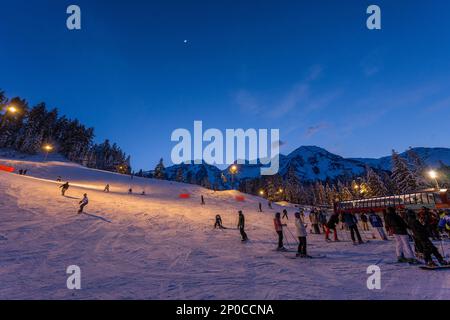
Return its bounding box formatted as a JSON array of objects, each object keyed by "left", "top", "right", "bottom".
[
  {"left": 0, "top": 105, "right": 18, "bottom": 127},
  {"left": 230, "top": 165, "right": 238, "bottom": 189},
  {"left": 43, "top": 144, "right": 53, "bottom": 161},
  {"left": 428, "top": 170, "right": 440, "bottom": 190}
]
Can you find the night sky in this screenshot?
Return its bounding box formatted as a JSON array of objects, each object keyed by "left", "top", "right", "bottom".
[{"left": 1, "top": 0, "right": 450, "bottom": 170}]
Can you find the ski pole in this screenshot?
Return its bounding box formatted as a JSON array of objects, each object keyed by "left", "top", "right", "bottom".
[
  {"left": 283, "top": 229, "right": 291, "bottom": 249},
  {"left": 286, "top": 225, "right": 299, "bottom": 244},
  {"left": 440, "top": 239, "right": 447, "bottom": 259}
]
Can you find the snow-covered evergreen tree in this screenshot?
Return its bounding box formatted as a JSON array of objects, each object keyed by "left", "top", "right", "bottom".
[
  {"left": 154, "top": 158, "right": 166, "bottom": 180},
  {"left": 366, "top": 167, "right": 387, "bottom": 197},
  {"left": 391, "top": 150, "right": 418, "bottom": 193},
  {"left": 406, "top": 148, "right": 429, "bottom": 188}
]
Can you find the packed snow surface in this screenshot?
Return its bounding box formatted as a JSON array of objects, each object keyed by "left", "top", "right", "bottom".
[{"left": 0, "top": 154, "right": 449, "bottom": 300}]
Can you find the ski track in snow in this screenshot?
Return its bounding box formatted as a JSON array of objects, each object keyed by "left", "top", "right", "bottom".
[{"left": 0, "top": 157, "right": 449, "bottom": 300}]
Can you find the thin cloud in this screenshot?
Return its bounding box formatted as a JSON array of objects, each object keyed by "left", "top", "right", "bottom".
[{"left": 305, "top": 122, "right": 329, "bottom": 138}]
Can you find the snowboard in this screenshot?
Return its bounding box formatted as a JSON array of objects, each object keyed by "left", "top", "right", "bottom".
[{"left": 419, "top": 264, "right": 450, "bottom": 270}]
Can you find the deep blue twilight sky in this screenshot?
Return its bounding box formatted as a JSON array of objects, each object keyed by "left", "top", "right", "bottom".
[{"left": 1, "top": 0, "right": 450, "bottom": 170}]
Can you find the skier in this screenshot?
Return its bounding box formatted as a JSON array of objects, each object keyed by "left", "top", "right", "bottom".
[
  {"left": 309, "top": 209, "right": 321, "bottom": 234},
  {"left": 214, "top": 215, "right": 224, "bottom": 229},
  {"left": 56, "top": 176, "right": 62, "bottom": 182},
  {"left": 274, "top": 212, "right": 287, "bottom": 250},
  {"left": 201, "top": 195, "right": 205, "bottom": 205},
  {"left": 23, "top": 169, "right": 27, "bottom": 175},
  {"left": 360, "top": 213, "right": 369, "bottom": 231},
  {"left": 128, "top": 188, "right": 133, "bottom": 194},
  {"left": 18, "top": 169, "right": 23, "bottom": 175},
  {"left": 268, "top": 201, "right": 273, "bottom": 209},
  {"left": 438, "top": 211, "right": 450, "bottom": 237},
  {"left": 368, "top": 211, "right": 388, "bottom": 240},
  {"left": 258, "top": 202, "right": 263, "bottom": 213},
  {"left": 384, "top": 206, "right": 416, "bottom": 263},
  {"left": 78, "top": 193, "right": 89, "bottom": 214},
  {"left": 104, "top": 184, "right": 110, "bottom": 193},
  {"left": 59, "top": 182, "right": 70, "bottom": 196},
  {"left": 342, "top": 212, "right": 363, "bottom": 244},
  {"left": 282, "top": 209, "right": 289, "bottom": 220},
  {"left": 295, "top": 212, "right": 308, "bottom": 257},
  {"left": 237, "top": 211, "right": 248, "bottom": 242},
  {"left": 318, "top": 210, "right": 327, "bottom": 233},
  {"left": 407, "top": 210, "right": 447, "bottom": 267},
  {"left": 325, "top": 213, "right": 340, "bottom": 242}
]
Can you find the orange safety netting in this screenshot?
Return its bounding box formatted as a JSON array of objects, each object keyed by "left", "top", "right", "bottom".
[{"left": 0, "top": 165, "right": 15, "bottom": 173}]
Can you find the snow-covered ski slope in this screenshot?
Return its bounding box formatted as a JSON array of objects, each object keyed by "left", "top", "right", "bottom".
[{"left": 0, "top": 155, "right": 449, "bottom": 300}]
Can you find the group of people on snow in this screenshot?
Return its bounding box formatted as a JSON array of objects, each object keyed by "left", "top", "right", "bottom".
[{"left": 213, "top": 201, "right": 449, "bottom": 266}]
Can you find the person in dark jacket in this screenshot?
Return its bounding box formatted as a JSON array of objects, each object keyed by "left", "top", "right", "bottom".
[
  {"left": 274, "top": 212, "right": 287, "bottom": 250},
  {"left": 237, "top": 211, "right": 248, "bottom": 241},
  {"left": 325, "top": 213, "right": 340, "bottom": 242},
  {"left": 258, "top": 202, "right": 263, "bottom": 212},
  {"left": 282, "top": 209, "right": 289, "bottom": 220},
  {"left": 201, "top": 195, "right": 205, "bottom": 205},
  {"left": 343, "top": 212, "right": 363, "bottom": 244},
  {"left": 59, "top": 182, "right": 70, "bottom": 196},
  {"left": 407, "top": 210, "right": 448, "bottom": 267},
  {"left": 360, "top": 213, "right": 369, "bottom": 231},
  {"left": 369, "top": 211, "right": 388, "bottom": 240},
  {"left": 214, "top": 215, "right": 224, "bottom": 229},
  {"left": 384, "top": 206, "right": 416, "bottom": 263}
]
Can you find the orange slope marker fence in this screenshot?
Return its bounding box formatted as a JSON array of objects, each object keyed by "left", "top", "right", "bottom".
[{"left": 0, "top": 165, "right": 15, "bottom": 173}]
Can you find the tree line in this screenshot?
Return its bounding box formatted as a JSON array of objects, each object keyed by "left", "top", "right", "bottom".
[{"left": 0, "top": 90, "right": 130, "bottom": 173}]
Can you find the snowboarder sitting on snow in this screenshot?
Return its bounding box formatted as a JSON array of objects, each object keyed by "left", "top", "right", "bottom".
[
  {"left": 78, "top": 194, "right": 89, "bottom": 214},
  {"left": 325, "top": 213, "right": 340, "bottom": 242},
  {"left": 104, "top": 184, "right": 110, "bottom": 193},
  {"left": 384, "top": 206, "right": 417, "bottom": 263},
  {"left": 59, "top": 182, "right": 70, "bottom": 196},
  {"left": 214, "top": 215, "right": 225, "bottom": 229},
  {"left": 237, "top": 211, "right": 248, "bottom": 242},
  {"left": 368, "top": 211, "right": 388, "bottom": 240},
  {"left": 274, "top": 212, "right": 287, "bottom": 250},
  {"left": 406, "top": 210, "right": 448, "bottom": 267},
  {"left": 295, "top": 212, "right": 308, "bottom": 257},
  {"left": 282, "top": 209, "right": 289, "bottom": 220}
]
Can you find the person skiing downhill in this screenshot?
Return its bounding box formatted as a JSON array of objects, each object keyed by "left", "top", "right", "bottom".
[
  {"left": 385, "top": 206, "right": 416, "bottom": 263},
  {"left": 282, "top": 209, "right": 289, "bottom": 220},
  {"left": 406, "top": 210, "right": 448, "bottom": 267},
  {"left": 342, "top": 212, "right": 363, "bottom": 244},
  {"left": 78, "top": 194, "right": 89, "bottom": 214},
  {"left": 325, "top": 213, "right": 340, "bottom": 242},
  {"left": 59, "top": 182, "right": 70, "bottom": 196},
  {"left": 274, "top": 212, "right": 287, "bottom": 250},
  {"left": 295, "top": 212, "right": 308, "bottom": 257},
  {"left": 104, "top": 184, "right": 110, "bottom": 193},
  {"left": 368, "top": 211, "right": 388, "bottom": 240},
  {"left": 214, "top": 215, "right": 224, "bottom": 229},
  {"left": 237, "top": 211, "right": 248, "bottom": 242}
]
